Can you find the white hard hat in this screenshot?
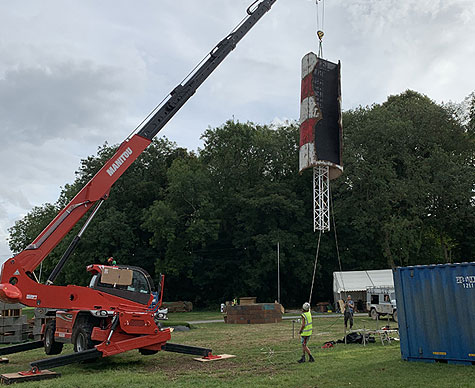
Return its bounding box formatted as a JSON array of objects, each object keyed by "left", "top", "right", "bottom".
[{"left": 302, "top": 302, "right": 310, "bottom": 311}]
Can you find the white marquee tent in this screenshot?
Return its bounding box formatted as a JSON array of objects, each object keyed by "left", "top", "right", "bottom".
[{"left": 333, "top": 269, "right": 394, "bottom": 309}]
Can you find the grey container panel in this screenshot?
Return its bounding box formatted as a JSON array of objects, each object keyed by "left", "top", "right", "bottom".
[{"left": 394, "top": 263, "right": 475, "bottom": 364}]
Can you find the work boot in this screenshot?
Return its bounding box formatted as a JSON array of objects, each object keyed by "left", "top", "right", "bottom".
[
  {"left": 297, "top": 355, "right": 305, "bottom": 363},
  {"left": 309, "top": 355, "right": 315, "bottom": 362}
]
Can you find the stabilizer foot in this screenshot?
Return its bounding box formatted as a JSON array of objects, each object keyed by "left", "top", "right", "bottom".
[
  {"left": 1, "top": 370, "right": 60, "bottom": 384},
  {"left": 194, "top": 354, "right": 236, "bottom": 362}
]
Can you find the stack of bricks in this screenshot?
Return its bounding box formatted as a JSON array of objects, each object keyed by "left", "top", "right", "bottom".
[
  {"left": 238, "top": 297, "right": 257, "bottom": 305},
  {"left": 32, "top": 308, "right": 56, "bottom": 341},
  {"left": 225, "top": 303, "right": 283, "bottom": 324},
  {"left": 162, "top": 301, "right": 193, "bottom": 313},
  {"left": 0, "top": 302, "right": 28, "bottom": 343}
]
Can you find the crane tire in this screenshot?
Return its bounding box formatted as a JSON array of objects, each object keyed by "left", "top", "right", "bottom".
[
  {"left": 44, "top": 320, "right": 64, "bottom": 355},
  {"left": 72, "top": 324, "right": 95, "bottom": 353}
]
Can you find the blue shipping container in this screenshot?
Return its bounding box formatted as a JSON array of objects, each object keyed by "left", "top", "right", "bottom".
[{"left": 393, "top": 262, "right": 475, "bottom": 365}]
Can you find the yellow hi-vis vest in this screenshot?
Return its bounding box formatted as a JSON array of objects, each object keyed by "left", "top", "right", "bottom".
[{"left": 301, "top": 311, "right": 313, "bottom": 336}]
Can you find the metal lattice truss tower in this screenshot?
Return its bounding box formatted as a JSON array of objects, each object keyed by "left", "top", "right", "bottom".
[{"left": 313, "top": 165, "right": 330, "bottom": 232}]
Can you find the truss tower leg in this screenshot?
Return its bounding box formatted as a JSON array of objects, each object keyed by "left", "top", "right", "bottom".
[{"left": 313, "top": 165, "right": 330, "bottom": 232}]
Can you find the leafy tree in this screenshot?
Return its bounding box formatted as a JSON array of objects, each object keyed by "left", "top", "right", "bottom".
[
  {"left": 8, "top": 204, "right": 58, "bottom": 258},
  {"left": 8, "top": 91, "right": 474, "bottom": 307},
  {"left": 334, "top": 90, "right": 475, "bottom": 268},
  {"left": 9, "top": 138, "right": 184, "bottom": 286},
  {"left": 142, "top": 121, "right": 318, "bottom": 306}
]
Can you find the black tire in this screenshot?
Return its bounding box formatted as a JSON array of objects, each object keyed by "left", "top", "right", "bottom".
[
  {"left": 393, "top": 310, "right": 398, "bottom": 323},
  {"left": 44, "top": 320, "right": 63, "bottom": 355},
  {"left": 370, "top": 308, "right": 379, "bottom": 320},
  {"left": 72, "top": 325, "right": 95, "bottom": 353}
]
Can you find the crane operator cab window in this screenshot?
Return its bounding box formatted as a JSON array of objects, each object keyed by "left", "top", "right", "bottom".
[
  {"left": 127, "top": 271, "right": 150, "bottom": 294},
  {"left": 88, "top": 266, "right": 153, "bottom": 305}
]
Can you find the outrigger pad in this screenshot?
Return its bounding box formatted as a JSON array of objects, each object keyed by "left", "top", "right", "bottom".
[
  {"left": 0, "top": 341, "right": 44, "bottom": 356},
  {"left": 1, "top": 370, "right": 60, "bottom": 384},
  {"left": 193, "top": 354, "right": 236, "bottom": 362},
  {"left": 162, "top": 343, "right": 211, "bottom": 357}
]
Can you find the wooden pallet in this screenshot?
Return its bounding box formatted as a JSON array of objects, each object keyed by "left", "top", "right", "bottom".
[
  {"left": 1, "top": 370, "right": 60, "bottom": 384},
  {"left": 193, "top": 354, "right": 236, "bottom": 362},
  {"left": 0, "top": 310, "right": 21, "bottom": 318}
]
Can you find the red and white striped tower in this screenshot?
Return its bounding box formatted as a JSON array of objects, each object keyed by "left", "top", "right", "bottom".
[{"left": 299, "top": 52, "right": 343, "bottom": 232}]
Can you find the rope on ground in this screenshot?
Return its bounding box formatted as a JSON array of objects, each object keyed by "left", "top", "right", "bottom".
[{"left": 319, "top": 315, "right": 344, "bottom": 331}]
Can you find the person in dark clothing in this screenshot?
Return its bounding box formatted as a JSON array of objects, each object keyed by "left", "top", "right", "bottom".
[{"left": 344, "top": 295, "right": 355, "bottom": 330}]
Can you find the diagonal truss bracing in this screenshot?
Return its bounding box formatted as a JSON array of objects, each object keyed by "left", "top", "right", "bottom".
[{"left": 313, "top": 165, "right": 330, "bottom": 232}]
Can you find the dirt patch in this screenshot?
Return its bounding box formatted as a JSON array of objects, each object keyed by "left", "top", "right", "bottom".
[
  {"left": 145, "top": 355, "right": 240, "bottom": 380},
  {"left": 144, "top": 353, "right": 280, "bottom": 381}
]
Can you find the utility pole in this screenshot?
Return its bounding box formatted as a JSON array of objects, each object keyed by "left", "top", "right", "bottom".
[{"left": 277, "top": 242, "right": 280, "bottom": 304}]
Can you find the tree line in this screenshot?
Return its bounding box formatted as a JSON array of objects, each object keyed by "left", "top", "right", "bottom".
[{"left": 8, "top": 90, "right": 475, "bottom": 307}]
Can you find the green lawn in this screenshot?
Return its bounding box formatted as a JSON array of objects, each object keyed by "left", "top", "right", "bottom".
[
  {"left": 21, "top": 307, "right": 35, "bottom": 321},
  {"left": 167, "top": 310, "right": 224, "bottom": 322},
  {"left": 0, "top": 315, "right": 473, "bottom": 387}
]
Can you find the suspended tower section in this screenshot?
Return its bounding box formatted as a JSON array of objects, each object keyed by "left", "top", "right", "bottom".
[{"left": 299, "top": 52, "right": 343, "bottom": 232}]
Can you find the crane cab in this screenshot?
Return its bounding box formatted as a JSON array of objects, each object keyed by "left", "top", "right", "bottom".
[
  {"left": 86, "top": 264, "right": 154, "bottom": 306},
  {"left": 42, "top": 265, "right": 162, "bottom": 356}
]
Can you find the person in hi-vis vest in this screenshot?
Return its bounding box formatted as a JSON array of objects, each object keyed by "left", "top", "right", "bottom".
[{"left": 298, "top": 302, "right": 315, "bottom": 363}]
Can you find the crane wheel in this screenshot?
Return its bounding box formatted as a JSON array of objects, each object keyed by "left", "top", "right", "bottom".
[
  {"left": 73, "top": 324, "right": 95, "bottom": 352},
  {"left": 370, "top": 308, "right": 379, "bottom": 320},
  {"left": 44, "top": 320, "right": 64, "bottom": 355},
  {"left": 392, "top": 310, "right": 398, "bottom": 323}
]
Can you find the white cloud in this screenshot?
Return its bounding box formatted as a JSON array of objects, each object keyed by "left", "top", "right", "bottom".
[
  {"left": 0, "top": 63, "right": 135, "bottom": 145},
  {"left": 0, "top": 0, "right": 474, "bottom": 263}
]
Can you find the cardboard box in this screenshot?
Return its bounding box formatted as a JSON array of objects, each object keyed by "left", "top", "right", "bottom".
[{"left": 101, "top": 268, "right": 133, "bottom": 286}]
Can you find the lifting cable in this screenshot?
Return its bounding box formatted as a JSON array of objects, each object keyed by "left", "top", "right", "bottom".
[
  {"left": 308, "top": 230, "right": 322, "bottom": 304},
  {"left": 306, "top": 0, "right": 336, "bottom": 307},
  {"left": 315, "top": 0, "right": 325, "bottom": 58},
  {"left": 318, "top": 188, "right": 346, "bottom": 329},
  {"left": 307, "top": 1, "right": 347, "bottom": 321},
  {"left": 307, "top": 186, "right": 345, "bottom": 308},
  {"left": 306, "top": 1, "right": 327, "bottom": 306},
  {"left": 330, "top": 185, "right": 346, "bottom": 295}
]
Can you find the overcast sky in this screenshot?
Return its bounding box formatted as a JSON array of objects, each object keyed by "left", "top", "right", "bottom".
[{"left": 1, "top": 0, "right": 474, "bottom": 263}]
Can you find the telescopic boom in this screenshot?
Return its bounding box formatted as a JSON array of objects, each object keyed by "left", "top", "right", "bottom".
[{"left": 0, "top": 0, "right": 277, "bottom": 306}]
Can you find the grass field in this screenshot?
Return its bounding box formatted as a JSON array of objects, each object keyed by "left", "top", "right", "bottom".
[{"left": 0, "top": 313, "right": 473, "bottom": 388}]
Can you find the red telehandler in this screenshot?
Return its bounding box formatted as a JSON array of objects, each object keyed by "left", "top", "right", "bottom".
[{"left": 0, "top": 0, "right": 277, "bottom": 379}]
